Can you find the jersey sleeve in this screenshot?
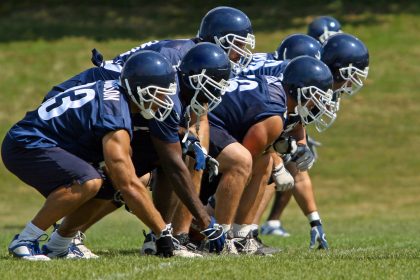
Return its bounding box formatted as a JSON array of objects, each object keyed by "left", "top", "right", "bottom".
[{"left": 94, "top": 82, "right": 133, "bottom": 139}]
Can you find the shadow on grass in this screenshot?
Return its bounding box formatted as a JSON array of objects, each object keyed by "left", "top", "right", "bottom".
[
  {"left": 94, "top": 248, "right": 144, "bottom": 257},
  {"left": 0, "top": 0, "right": 419, "bottom": 42}
]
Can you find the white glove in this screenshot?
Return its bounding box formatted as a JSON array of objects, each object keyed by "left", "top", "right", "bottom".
[{"left": 272, "top": 163, "right": 294, "bottom": 191}]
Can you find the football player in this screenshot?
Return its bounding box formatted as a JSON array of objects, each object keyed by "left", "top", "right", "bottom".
[
  {"left": 198, "top": 56, "right": 335, "bottom": 254},
  {"left": 257, "top": 33, "right": 369, "bottom": 250},
  {"left": 3, "top": 51, "right": 181, "bottom": 260},
  {"left": 43, "top": 43, "right": 232, "bottom": 258}
]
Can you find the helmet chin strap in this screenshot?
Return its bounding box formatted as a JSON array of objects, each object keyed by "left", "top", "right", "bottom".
[
  {"left": 140, "top": 108, "right": 155, "bottom": 120},
  {"left": 295, "top": 105, "right": 310, "bottom": 124}
]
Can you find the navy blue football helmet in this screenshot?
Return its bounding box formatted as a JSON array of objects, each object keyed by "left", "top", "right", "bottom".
[
  {"left": 178, "top": 42, "right": 231, "bottom": 115},
  {"left": 321, "top": 33, "right": 369, "bottom": 104},
  {"left": 282, "top": 55, "right": 335, "bottom": 132},
  {"left": 198, "top": 6, "right": 255, "bottom": 70},
  {"left": 275, "top": 34, "right": 322, "bottom": 60},
  {"left": 120, "top": 51, "right": 176, "bottom": 121},
  {"left": 308, "top": 16, "right": 342, "bottom": 43}
]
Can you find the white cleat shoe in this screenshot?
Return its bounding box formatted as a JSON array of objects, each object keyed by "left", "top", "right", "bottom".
[
  {"left": 8, "top": 234, "right": 51, "bottom": 261},
  {"left": 172, "top": 239, "right": 203, "bottom": 258},
  {"left": 260, "top": 222, "right": 291, "bottom": 237},
  {"left": 70, "top": 231, "right": 99, "bottom": 259},
  {"left": 42, "top": 244, "right": 84, "bottom": 259}
]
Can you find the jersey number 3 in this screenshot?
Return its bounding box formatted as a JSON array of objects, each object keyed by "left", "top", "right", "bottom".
[{"left": 38, "top": 89, "right": 95, "bottom": 120}]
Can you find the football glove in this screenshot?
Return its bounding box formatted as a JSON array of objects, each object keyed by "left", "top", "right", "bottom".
[
  {"left": 272, "top": 162, "right": 295, "bottom": 191},
  {"left": 306, "top": 135, "right": 321, "bottom": 161},
  {"left": 200, "top": 216, "right": 226, "bottom": 253},
  {"left": 181, "top": 134, "right": 219, "bottom": 178},
  {"left": 155, "top": 224, "right": 175, "bottom": 258},
  {"left": 291, "top": 144, "right": 315, "bottom": 171},
  {"left": 273, "top": 136, "right": 298, "bottom": 155},
  {"left": 309, "top": 224, "right": 329, "bottom": 250}
]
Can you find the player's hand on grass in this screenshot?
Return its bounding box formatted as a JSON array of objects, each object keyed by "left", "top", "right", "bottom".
[
  {"left": 200, "top": 216, "right": 226, "bottom": 253},
  {"left": 309, "top": 224, "right": 329, "bottom": 250}
]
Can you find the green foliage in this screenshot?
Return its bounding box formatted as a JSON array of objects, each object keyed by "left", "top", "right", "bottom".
[{"left": 0, "top": 2, "right": 420, "bottom": 279}]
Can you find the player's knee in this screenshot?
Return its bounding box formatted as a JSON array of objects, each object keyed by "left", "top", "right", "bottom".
[
  {"left": 231, "top": 152, "right": 252, "bottom": 179},
  {"left": 81, "top": 178, "right": 103, "bottom": 197}
]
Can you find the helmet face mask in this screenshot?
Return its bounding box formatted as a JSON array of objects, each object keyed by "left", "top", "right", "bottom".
[
  {"left": 319, "top": 28, "right": 342, "bottom": 43},
  {"left": 215, "top": 33, "right": 255, "bottom": 69},
  {"left": 123, "top": 78, "right": 176, "bottom": 121},
  {"left": 295, "top": 86, "right": 336, "bottom": 132},
  {"left": 188, "top": 69, "right": 229, "bottom": 115},
  {"left": 337, "top": 64, "right": 369, "bottom": 96}
]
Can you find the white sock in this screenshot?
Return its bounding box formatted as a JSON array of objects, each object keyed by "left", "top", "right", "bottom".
[
  {"left": 267, "top": 220, "right": 281, "bottom": 228},
  {"left": 250, "top": 224, "right": 259, "bottom": 231},
  {"left": 221, "top": 224, "right": 231, "bottom": 233},
  {"left": 19, "top": 222, "right": 46, "bottom": 240},
  {"left": 232, "top": 223, "right": 254, "bottom": 238},
  {"left": 45, "top": 231, "right": 74, "bottom": 252},
  {"left": 307, "top": 211, "right": 321, "bottom": 223}
]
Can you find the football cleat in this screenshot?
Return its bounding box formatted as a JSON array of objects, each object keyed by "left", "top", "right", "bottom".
[
  {"left": 260, "top": 222, "right": 291, "bottom": 237},
  {"left": 70, "top": 231, "right": 99, "bottom": 259},
  {"left": 140, "top": 230, "right": 157, "bottom": 256},
  {"left": 220, "top": 231, "right": 239, "bottom": 255},
  {"left": 42, "top": 244, "right": 84, "bottom": 259},
  {"left": 252, "top": 229, "right": 281, "bottom": 255},
  {"left": 234, "top": 230, "right": 280, "bottom": 256},
  {"left": 8, "top": 234, "right": 50, "bottom": 261}
]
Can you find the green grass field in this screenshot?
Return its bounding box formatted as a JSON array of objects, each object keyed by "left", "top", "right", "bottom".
[{"left": 0, "top": 2, "right": 420, "bottom": 279}]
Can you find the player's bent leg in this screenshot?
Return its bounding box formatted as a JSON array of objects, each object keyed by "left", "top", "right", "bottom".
[
  {"left": 2, "top": 139, "right": 104, "bottom": 260},
  {"left": 214, "top": 142, "right": 252, "bottom": 226},
  {"left": 232, "top": 154, "right": 280, "bottom": 255},
  {"left": 56, "top": 199, "right": 117, "bottom": 259}
]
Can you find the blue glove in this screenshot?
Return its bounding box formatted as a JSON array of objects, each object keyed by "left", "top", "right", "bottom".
[
  {"left": 181, "top": 134, "right": 219, "bottom": 176},
  {"left": 291, "top": 144, "right": 315, "bottom": 171},
  {"left": 181, "top": 134, "right": 206, "bottom": 170},
  {"left": 200, "top": 217, "right": 226, "bottom": 253},
  {"left": 192, "top": 141, "right": 206, "bottom": 170},
  {"left": 309, "top": 224, "right": 329, "bottom": 250}
]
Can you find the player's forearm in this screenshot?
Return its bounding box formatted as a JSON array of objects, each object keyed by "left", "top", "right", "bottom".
[
  {"left": 163, "top": 163, "right": 210, "bottom": 229},
  {"left": 119, "top": 180, "right": 166, "bottom": 234},
  {"left": 107, "top": 160, "right": 166, "bottom": 234}
]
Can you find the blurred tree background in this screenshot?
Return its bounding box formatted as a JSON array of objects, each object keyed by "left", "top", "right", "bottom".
[{"left": 1, "top": 0, "right": 419, "bottom": 42}]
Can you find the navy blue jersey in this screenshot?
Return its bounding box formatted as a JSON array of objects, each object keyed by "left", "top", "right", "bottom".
[
  {"left": 46, "top": 67, "right": 184, "bottom": 144},
  {"left": 113, "top": 38, "right": 197, "bottom": 67},
  {"left": 241, "top": 52, "right": 289, "bottom": 78},
  {"left": 45, "top": 66, "right": 121, "bottom": 101},
  {"left": 209, "top": 75, "right": 287, "bottom": 142},
  {"left": 45, "top": 38, "right": 197, "bottom": 101},
  {"left": 8, "top": 80, "right": 132, "bottom": 164}
]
